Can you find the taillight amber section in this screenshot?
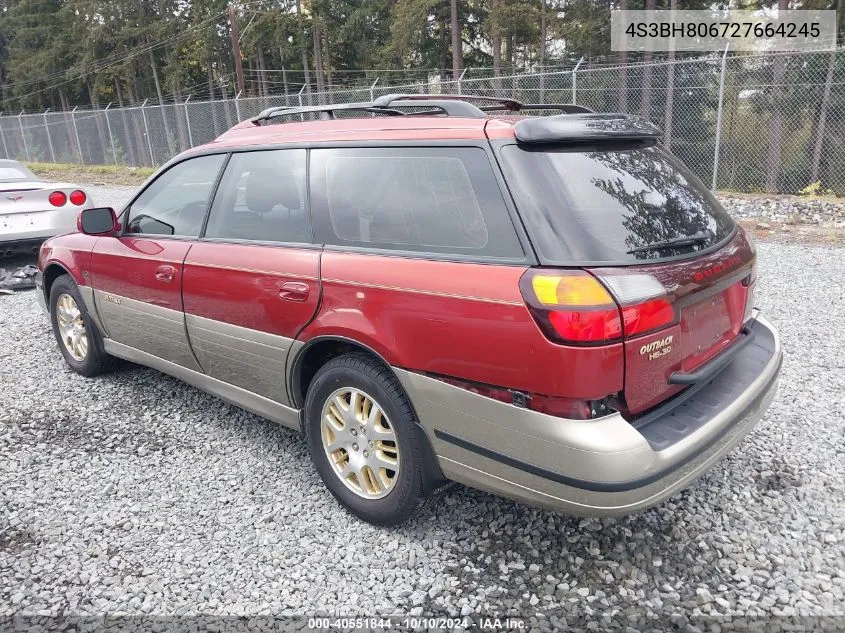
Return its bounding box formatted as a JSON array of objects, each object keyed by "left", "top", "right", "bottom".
[
  {"left": 521, "top": 269, "right": 678, "bottom": 344},
  {"left": 531, "top": 274, "right": 614, "bottom": 306},
  {"left": 520, "top": 270, "right": 622, "bottom": 345}
]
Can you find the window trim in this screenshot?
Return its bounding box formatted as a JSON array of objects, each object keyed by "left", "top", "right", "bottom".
[
  {"left": 308, "top": 143, "right": 532, "bottom": 266},
  {"left": 119, "top": 140, "right": 538, "bottom": 264},
  {"left": 119, "top": 152, "right": 230, "bottom": 240},
  {"left": 199, "top": 147, "right": 312, "bottom": 246}
]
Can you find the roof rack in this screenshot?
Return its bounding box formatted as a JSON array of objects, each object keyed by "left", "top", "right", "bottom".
[
  {"left": 251, "top": 93, "right": 593, "bottom": 125},
  {"left": 372, "top": 93, "right": 593, "bottom": 115}
]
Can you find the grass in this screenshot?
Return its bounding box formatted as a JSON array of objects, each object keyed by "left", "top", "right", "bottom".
[{"left": 24, "top": 162, "right": 156, "bottom": 186}]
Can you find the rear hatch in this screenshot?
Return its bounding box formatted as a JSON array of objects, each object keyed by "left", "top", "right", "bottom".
[{"left": 497, "top": 128, "right": 757, "bottom": 415}]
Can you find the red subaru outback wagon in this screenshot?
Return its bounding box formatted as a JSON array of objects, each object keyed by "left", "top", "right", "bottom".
[{"left": 37, "top": 95, "right": 782, "bottom": 526}]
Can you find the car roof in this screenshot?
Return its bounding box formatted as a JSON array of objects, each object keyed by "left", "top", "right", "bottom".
[{"left": 206, "top": 115, "right": 518, "bottom": 149}]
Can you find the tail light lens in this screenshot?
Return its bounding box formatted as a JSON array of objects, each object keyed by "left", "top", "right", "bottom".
[
  {"left": 48, "top": 191, "right": 67, "bottom": 207},
  {"left": 521, "top": 269, "right": 678, "bottom": 344},
  {"left": 621, "top": 298, "right": 676, "bottom": 337},
  {"left": 520, "top": 271, "right": 622, "bottom": 345},
  {"left": 69, "top": 190, "right": 87, "bottom": 206}
]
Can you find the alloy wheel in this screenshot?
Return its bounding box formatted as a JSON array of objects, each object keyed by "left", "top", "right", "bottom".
[
  {"left": 56, "top": 293, "right": 88, "bottom": 361},
  {"left": 320, "top": 387, "right": 400, "bottom": 499}
]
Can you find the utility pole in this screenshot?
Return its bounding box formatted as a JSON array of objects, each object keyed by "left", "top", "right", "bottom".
[{"left": 228, "top": 4, "right": 246, "bottom": 97}]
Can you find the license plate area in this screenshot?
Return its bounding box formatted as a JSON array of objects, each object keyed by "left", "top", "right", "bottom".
[
  {"left": 680, "top": 295, "right": 734, "bottom": 371},
  {"left": 0, "top": 213, "right": 34, "bottom": 230}
]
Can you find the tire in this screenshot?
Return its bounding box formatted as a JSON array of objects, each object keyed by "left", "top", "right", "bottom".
[
  {"left": 304, "top": 353, "right": 430, "bottom": 526},
  {"left": 49, "top": 275, "right": 117, "bottom": 377}
]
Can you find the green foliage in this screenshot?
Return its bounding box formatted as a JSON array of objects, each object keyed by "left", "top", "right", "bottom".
[{"left": 798, "top": 181, "right": 834, "bottom": 198}]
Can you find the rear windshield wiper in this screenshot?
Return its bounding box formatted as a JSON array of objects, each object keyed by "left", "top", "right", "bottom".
[{"left": 626, "top": 232, "right": 710, "bottom": 255}]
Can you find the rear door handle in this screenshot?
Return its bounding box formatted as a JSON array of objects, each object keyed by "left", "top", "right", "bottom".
[
  {"left": 279, "top": 281, "right": 310, "bottom": 302},
  {"left": 155, "top": 265, "right": 176, "bottom": 283}
]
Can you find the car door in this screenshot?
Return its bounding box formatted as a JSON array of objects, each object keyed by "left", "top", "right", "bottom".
[
  {"left": 90, "top": 153, "right": 227, "bottom": 370},
  {"left": 181, "top": 149, "right": 320, "bottom": 405}
]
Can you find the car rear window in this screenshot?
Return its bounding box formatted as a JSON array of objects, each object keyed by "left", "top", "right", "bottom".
[
  {"left": 0, "top": 163, "right": 38, "bottom": 182},
  {"left": 310, "top": 147, "right": 524, "bottom": 259},
  {"left": 499, "top": 142, "right": 736, "bottom": 264}
]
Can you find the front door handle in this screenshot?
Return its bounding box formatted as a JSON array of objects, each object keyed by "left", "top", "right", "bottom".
[
  {"left": 155, "top": 265, "right": 176, "bottom": 283},
  {"left": 279, "top": 281, "right": 310, "bottom": 302}
]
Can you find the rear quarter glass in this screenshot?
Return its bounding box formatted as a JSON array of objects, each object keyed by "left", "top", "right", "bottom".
[{"left": 498, "top": 141, "right": 736, "bottom": 265}]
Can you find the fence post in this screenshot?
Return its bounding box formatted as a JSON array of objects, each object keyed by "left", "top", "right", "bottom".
[
  {"left": 184, "top": 95, "right": 194, "bottom": 148},
  {"left": 369, "top": 77, "right": 379, "bottom": 102},
  {"left": 44, "top": 108, "right": 56, "bottom": 163},
  {"left": 18, "top": 111, "right": 30, "bottom": 162},
  {"left": 297, "top": 85, "right": 306, "bottom": 120},
  {"left": 141, "top": 99, "right": 154, "bottom": 165},
  {"left": 104, "top": 103, "right": 118, "bottom": 164},
  {"left": 234, "top": 90, "right": 242, "bottom": 123},
  {"left": 71, "top": 106, "right": 84, "bottom": 166},
  {"left": 0, "top": 112, "right": 8, "bottom": 159},
  {"left": 457, "top": 67, "right": 467, "bottom": 95},
  {"left": 711, "top": 44, "right": 730, "bottom": 193},
  {"left": 572, "top": 56, "right": 585, "bottom": 105}
]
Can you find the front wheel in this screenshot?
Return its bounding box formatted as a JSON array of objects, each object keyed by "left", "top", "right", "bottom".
[
  {"left": 49, "top": 275, "right": 117, "bottom": 377},
  {"left": 304, "top": 353, "right": 430, "bottom": 526}
]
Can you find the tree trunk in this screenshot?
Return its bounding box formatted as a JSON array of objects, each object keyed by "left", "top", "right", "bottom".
[
  {"left": 640, "top": 0, "right": 655, "bottom": 118},
  {"left": 208, "top": 61, "right": 221, "bottom": 137},
  {"left": 313, "top": 20, "right": 326, "bottom": 101},
  {"left": 126, "top": 75, "right": 149, "bottom": 166},
  {"left": 257, "top": 48, "right": 269, "bottom": 108},
  {"left": 280, "top": 46, "right": 290, "bottom": 104},
  {"left": 618, "top": 0, "right": 629, "bottom": 111},
  {"left": 439, "top": 10, "right": 449, "bottom": 83},
  {"left": 765, "top": 0, "right": 789, "bottom": 193},
  {"left": 491, "top": 0, "right": 503, "bottom": 93},
  {"left": 810, "top": 49, "right": 836, "bottom": 183},
  {"left": 149, "top": 45, "right": 174, "bottom": 155},
  {"left": 296, "top": 0, "right": 311, "bottom": 100},
  {"left": 88, "top": 81, "right": 110, "bottom": 164},
  {"left": 450, "top": 0, "right": 462, "bottom": 80},
  {"left": 114, "top": 75, "right": 137, "bottom": 166},
  {"left": 663, "top": 0, "right": 676, "bottom": 149},
  {"left": 539, "top": 0, "right": 546, "bottom": 100}
]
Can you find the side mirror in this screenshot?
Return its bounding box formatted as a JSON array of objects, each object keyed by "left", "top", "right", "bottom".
[{"left": 78, "top": 207, "right": 120, "bottom": 236}]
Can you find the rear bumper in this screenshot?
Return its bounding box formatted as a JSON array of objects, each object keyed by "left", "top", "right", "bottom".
[
  {"left": 0, "top": 210, "right": 77, "bottom": 246},
  {"left": 396, "top": 313, "right": 782, "bottom": 516}
]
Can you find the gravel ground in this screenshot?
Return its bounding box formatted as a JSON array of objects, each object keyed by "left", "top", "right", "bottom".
[
  {"left": 86, "top": 185, "right": 137, "bottom": 212},
  {"left": 1, "top": 241, "right": 843, "bottom": 629}
]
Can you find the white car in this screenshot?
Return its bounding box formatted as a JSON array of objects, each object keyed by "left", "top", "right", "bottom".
[{"left": 0, "top": 159, "right": 93, "bottom": 257}]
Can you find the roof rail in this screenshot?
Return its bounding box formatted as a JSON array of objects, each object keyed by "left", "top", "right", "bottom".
[
  {"left": 250, "top": 93, "right": 593, "bottom": 125},
  {"left": 373, "top": 93, "right": 593, "bottom": 114}
]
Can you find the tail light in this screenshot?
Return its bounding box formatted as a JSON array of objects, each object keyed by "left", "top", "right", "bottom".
[
  {"left": 519, "top": 271, "right": 622, "bottom": 345},
  {"left": 520, "top": 269, "right": 678, "bottom": 344},
  {"left": 69, "top": 190, "right": 87, "bottom": 206},
  {"left": 602, "top": 273, "right": 678, "bottom": 337},
  {"left": 48, "top": 191, "right": 67, "bottom": 207}
]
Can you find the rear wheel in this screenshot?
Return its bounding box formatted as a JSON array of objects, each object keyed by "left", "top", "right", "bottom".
[
  {"left": 49, "top": 275, "right": 117, "bottom": 377},
  {"left": 304, "top": 353, "right": 429, "bottom": 526}
]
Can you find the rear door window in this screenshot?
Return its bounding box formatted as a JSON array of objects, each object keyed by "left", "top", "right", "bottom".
[
  {"left": 310, "top": 147, "right": 524, "bottom": 259},
  {"left": 499, "top": 142, "right": 736, "bottom": 264}
]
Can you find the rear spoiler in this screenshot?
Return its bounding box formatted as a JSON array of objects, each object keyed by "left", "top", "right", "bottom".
[{"left": 514, "top": 113, "right": 663, "bottom": 144}]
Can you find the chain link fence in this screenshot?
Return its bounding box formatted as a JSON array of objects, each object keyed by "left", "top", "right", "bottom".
[{"left": 1, "top": 48, "right": 843, "bottom": 195}]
